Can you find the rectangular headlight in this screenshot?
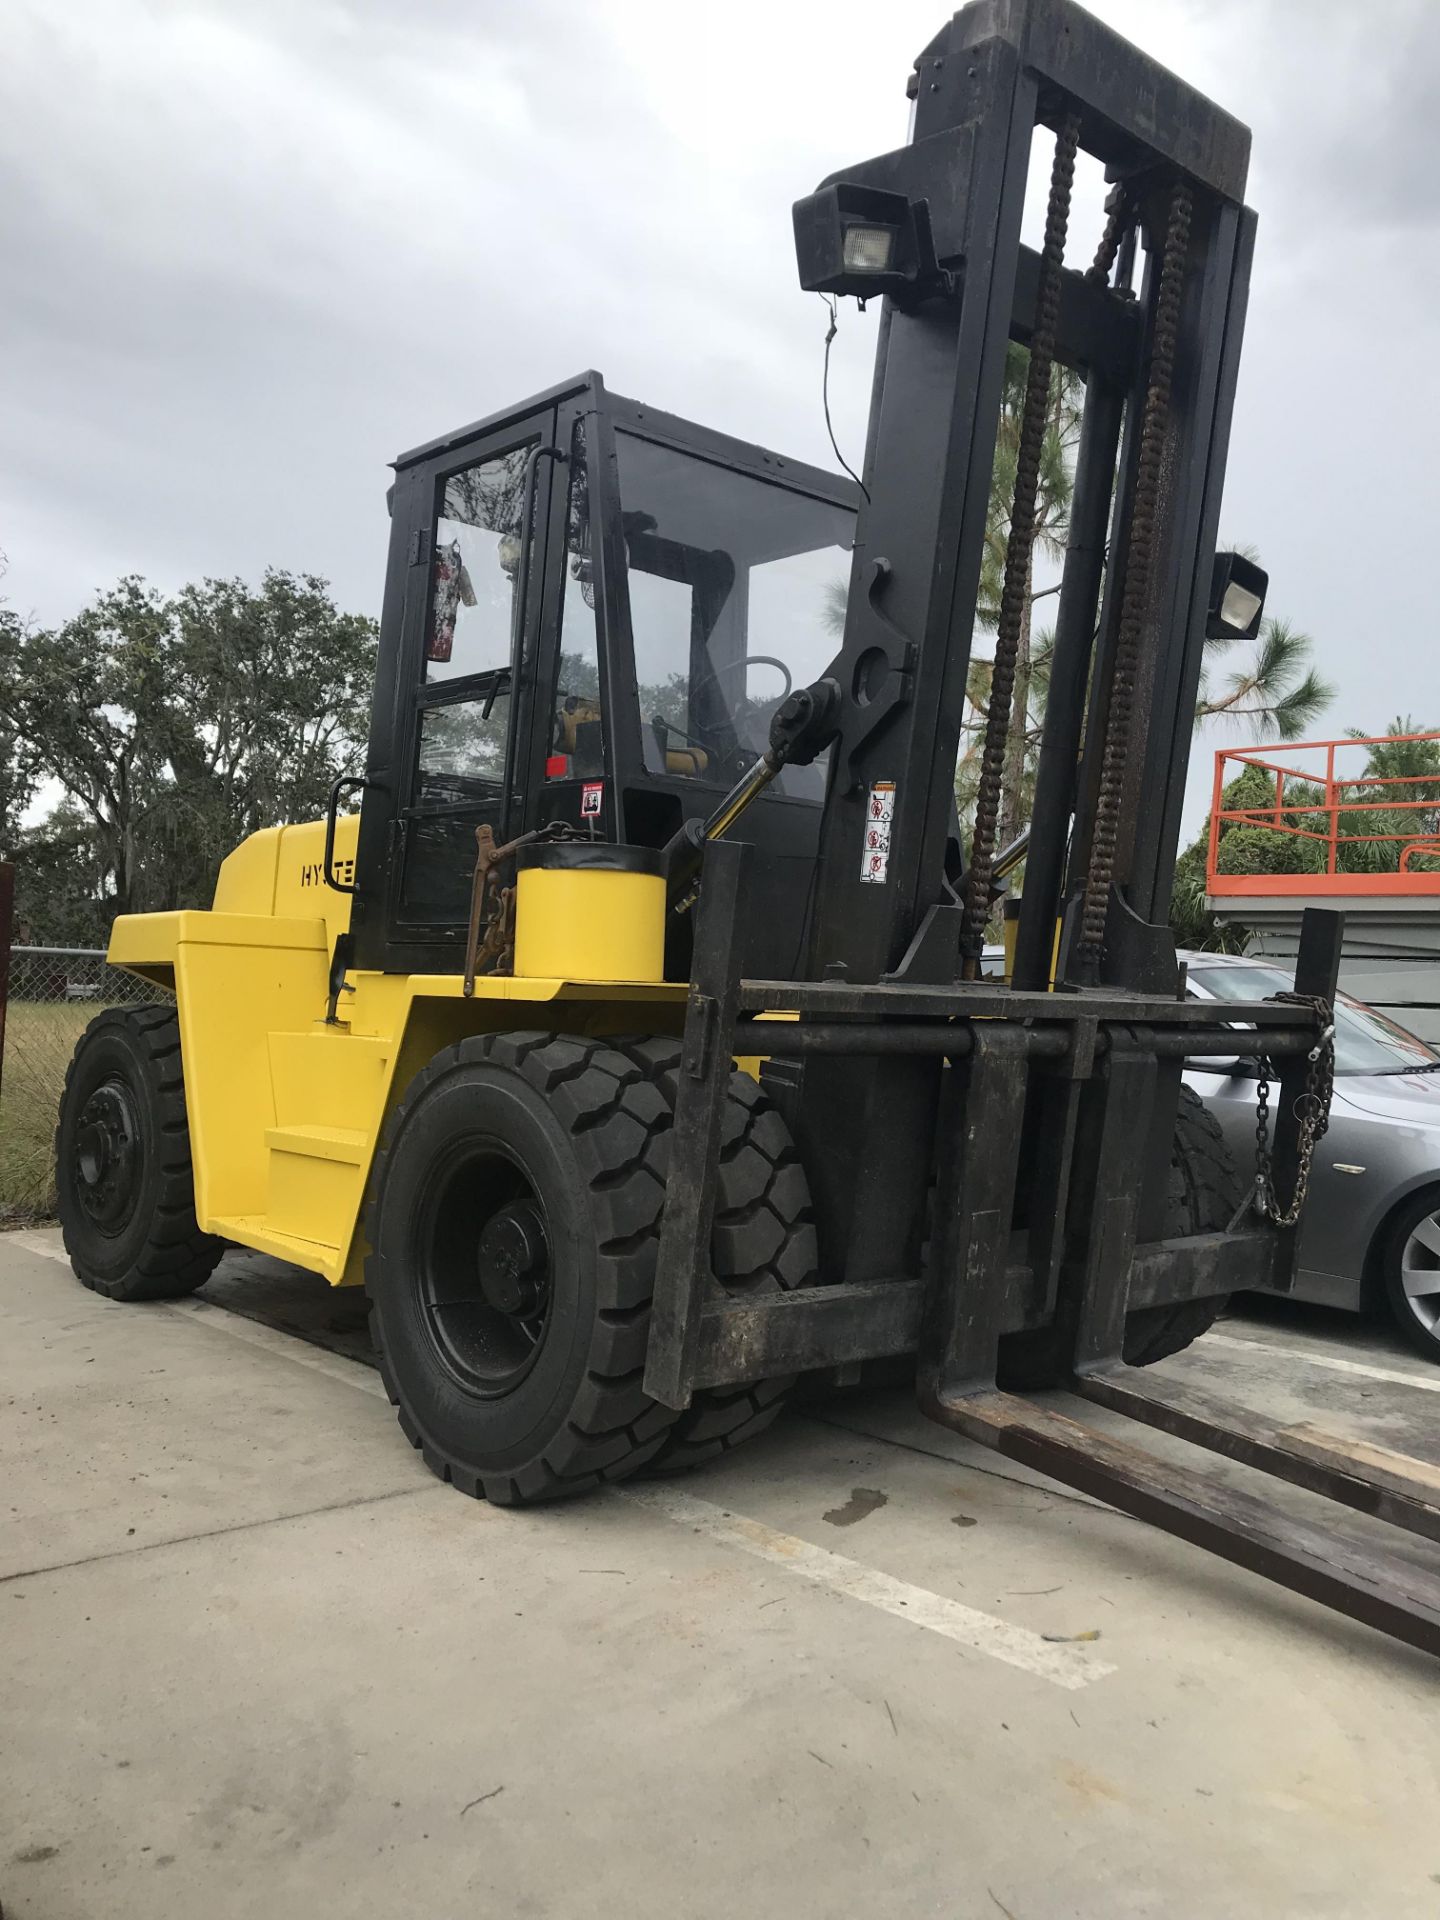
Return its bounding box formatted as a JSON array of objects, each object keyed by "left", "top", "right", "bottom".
[
  {"left": 1206, "top": 551, "right": 1269, "bottom": 641},
  {"left": 841, "top": 223, "right": 897, "bottom": 273},
  {"left": 1219, "top": 579, "right": 1263, "bottom": 635},
  {"left": 793, "top": 181, "right": 915, "bottom": 298}
]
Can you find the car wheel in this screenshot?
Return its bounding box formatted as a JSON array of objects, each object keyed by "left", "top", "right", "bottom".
[{"left": 1380, "top": 1187, "right": 1440, "bottom": 1363}]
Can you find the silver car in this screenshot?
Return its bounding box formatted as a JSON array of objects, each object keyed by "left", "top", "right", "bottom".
[{"left": 1183, "top": 952, "right": 1440, "bottom": 1361}]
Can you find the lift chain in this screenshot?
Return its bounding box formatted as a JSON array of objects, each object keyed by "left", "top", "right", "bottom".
[
  {"left": 1085, "top": 184, "right": 1133, "bottom": 289},
  {"left": 1077, "top": 177, "right": 1192, "bottom": 968},
  {"left": 960, "top": 113, "right": 1080, "bottom": 974},
  {"left": 1251, "top": 992, "right": 1336, "bottom": 1228}
]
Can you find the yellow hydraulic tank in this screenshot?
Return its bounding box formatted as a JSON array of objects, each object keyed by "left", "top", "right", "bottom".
[{"left": 514, "top": 843, "right": 667, "bottom": 984}]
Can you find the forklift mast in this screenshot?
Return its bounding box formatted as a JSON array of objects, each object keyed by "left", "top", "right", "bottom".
[
  {"left": 802, "top": 0, "right": 1250, "bottom": 990},
  {"left": 768, "top": 0, "right": 1258, "bottom": 1295},
  {"left": 641, "top": 2, "right": 1440, "bottom": 1656}
]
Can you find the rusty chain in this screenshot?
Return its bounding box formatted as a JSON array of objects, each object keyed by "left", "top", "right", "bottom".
[
  {"left": 1085, "top": 185, "right": 1133, "bottom": 289},
  {"left": 1251, "top": 992, "right": 1336, "bottom": 1228},
  {"left": 960, "top": 113, "right": 1080, "bottom": 974},
  {"left": 1077, "top": 177, "right": 1192, "bottom": 969}
]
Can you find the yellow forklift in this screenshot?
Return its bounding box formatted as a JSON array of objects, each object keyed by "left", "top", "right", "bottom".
[{"left": 57, "top": 0, "right": 1440, "bottom": 1654}]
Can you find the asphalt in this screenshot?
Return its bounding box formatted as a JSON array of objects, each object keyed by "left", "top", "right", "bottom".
[{"left": 5, "top": 1229, "right": 1440, "bottom": 1919}]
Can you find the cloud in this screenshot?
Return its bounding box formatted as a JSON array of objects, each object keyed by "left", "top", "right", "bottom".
[{"left": 2, "top": 0, "right": 1436, "bottom": 844}]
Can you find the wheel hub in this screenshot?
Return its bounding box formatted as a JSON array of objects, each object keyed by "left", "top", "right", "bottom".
[
  {"left": 72, "top": 1079, "right": 140, "bottom": 1231},
  {"left": 476, "top": 1200, "right": 549, "bottom": 1319},
  {"left": 419, "top": 1150, "right": 555, "bottom": 1397},
  {"left": 1401, "top": 1210, "right": 1440, "bottom": 1335}
]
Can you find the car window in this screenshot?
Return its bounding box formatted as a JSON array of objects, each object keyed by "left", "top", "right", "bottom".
[{"left": 1188, "top": 964, "right": 1440, "bottom": 1076}]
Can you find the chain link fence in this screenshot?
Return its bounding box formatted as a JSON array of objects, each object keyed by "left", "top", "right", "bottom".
[{"left": 0, "top": 948, "right": 171, "bottom": 1224}]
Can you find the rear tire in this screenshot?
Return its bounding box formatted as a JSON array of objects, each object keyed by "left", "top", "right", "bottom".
[
  {"left": 365, "top": 1033, "right": 816, "bottom": 1505},
  {"left": 997, "top": 1084, "right": 1240, "bottom": 1390},
  {"left": 56, "top": 1006, "right": 223, "bottom": 1301}
]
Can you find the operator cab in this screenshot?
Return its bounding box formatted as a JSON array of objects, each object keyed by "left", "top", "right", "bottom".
[{"left": 349, "top": 372, "right": 858, "bottom": 978}]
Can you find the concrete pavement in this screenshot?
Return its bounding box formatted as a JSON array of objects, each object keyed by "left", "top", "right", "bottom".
[{"left": 5, "top": 1230, "right": 1440, "bottom": 1918}]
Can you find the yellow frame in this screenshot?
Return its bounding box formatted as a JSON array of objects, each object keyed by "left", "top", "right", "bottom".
[{"left": 108, "top": 818, "right": 685, "bottom": 1286}]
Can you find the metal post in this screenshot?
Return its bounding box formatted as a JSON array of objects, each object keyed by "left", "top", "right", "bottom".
[
  {"left": 0, "top": 864, "right": 15, "bottom": 1108},
  {"left": 645, "top": 838, "right": 749, "bottom": 1410},
  {"left": 1011, "top": 378, "right": 1125, "bottom": 992},
  {"left": 916, "top": 1024, "right": 1030, "bottom": 1405},
  {"left": 1268, "top": 907, "right": 1344, "bottom": 1294},
  {"left": 1326, "top": 742, "right": 1337, "bottom": 875},
  {"left": 1064, "top": 1033, "right": 1157, "bottom": 1372}
]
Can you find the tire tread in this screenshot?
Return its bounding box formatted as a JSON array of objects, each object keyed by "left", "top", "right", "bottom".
[
  {"left": 57, "top": 1006, "right": 223, "bottom": 1301},
  {"left": 366, "top": 1032, "right": 817, "bottom": 1503}
]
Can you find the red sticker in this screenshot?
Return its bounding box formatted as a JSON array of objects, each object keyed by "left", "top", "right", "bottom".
[{"left": 581, "top": 782, "right": 604, "bottom": 818}]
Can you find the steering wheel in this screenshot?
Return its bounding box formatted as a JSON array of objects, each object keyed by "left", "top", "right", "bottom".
[{"left": 710, "top": 654, "right": 793, "bottom": 701}]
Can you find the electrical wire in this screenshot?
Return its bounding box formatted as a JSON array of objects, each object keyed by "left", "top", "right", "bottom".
[{"left": 820, "top": 295, "right": 870, "bottom": 505}]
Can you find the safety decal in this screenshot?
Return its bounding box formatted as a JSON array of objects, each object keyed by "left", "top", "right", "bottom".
[
  {"left": 860, "top": 780, "right": 896, "bottom": 884},
  {"left": 581, "top": 781, "right": 604, "bottom": 819}
]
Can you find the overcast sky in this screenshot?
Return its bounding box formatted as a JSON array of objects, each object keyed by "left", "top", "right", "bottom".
[{"left": 4, "top": 0, "right": 1438, "bottom": 836}]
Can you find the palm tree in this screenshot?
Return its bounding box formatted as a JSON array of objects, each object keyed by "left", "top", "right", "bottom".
[
  {"left": 1194, "top": 613, "right": 1333, "bottom": 740},
  {"left": 976, "top": 346, "right": 1083, "bottom": 846}
]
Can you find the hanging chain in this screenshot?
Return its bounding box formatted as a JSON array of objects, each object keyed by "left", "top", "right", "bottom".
[
  {"left": 1076, "top": 178, "right": 1192, "bottom": 970},
  {"left": 1251, "top": 993, "right": 1336, "bottom": 1228},
  {"left": 1085, "top": 185, "right": 1133, "bottom": 288},
  {"left": 960, "top": 113, "right": 1080, "bottom": 975}
]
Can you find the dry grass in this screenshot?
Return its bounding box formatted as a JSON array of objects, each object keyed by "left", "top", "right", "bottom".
[{"left": 0, "top": 1000, "right": 130, "bottom": 1222}]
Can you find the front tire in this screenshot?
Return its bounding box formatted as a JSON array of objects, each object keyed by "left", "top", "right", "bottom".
[
  {"left": 56, "top": 1006, "right": 223, "bottom": 1301},
  {"left": 365, "top": 1033, "right": 816, "bottom": 1505}
]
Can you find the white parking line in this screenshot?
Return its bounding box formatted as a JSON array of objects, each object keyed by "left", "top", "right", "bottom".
[
  {"left": 1206, "top": 1331, "right": 1440, "bottom": 1396},
  {"left": 5, "top": 1230, "right": 390, "bottom": 1399},
  {"left": 7, "top": 1229, "right": 70, "bottom": 1264},
  {"left": 619, "top": 1484, "right": 1117, "bottom": 1690},
  {"left": 164, "top": 1298, "right": 389, "bottom": 1399},
  {"left": 14, "top": 1231, "right": 1116, "bottom": 1688}
]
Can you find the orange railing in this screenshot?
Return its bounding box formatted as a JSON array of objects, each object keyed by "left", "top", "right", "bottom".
[{"left": 1206, "top": 734, "right": 1440, "bottom": 898}]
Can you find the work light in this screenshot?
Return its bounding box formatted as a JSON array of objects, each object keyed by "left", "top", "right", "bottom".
[
  {"left": 1207, "top": 551, "right": 1268, "bottom": 641},
  {"left": 841, "top": 224, "right": 897, "bottom": 274},
  {"left": 794, "top": 182, "right": 918, "bottom": 299}
]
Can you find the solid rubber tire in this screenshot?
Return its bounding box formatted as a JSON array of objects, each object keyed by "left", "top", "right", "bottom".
[
  {"left": 611, "top": 1037, "right": 817, "bottom": 1476},
  {"left": 56, "top": 1005, "right": 224, "bottom": 1301},
  {"left": 364, "top": 1032, "right": 817, "bottom": 1505}
]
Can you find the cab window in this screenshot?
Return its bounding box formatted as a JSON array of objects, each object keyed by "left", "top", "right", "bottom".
[
  {"left": 547, "top": 417, "right": 604, "bottom": 781},
  {"left": 614, "top": 431, "right": 854, "bottom": 798},
  {"left": 427, "top": 444, "right": 535, "bottom": 682}
]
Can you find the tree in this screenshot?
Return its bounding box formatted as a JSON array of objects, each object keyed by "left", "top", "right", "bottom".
[
  {"left": 0, "top": 556, "right": 36, "bottom": 855},
  {"left": 0, "top": 572, "right": 377, "bottom": 940},
  {"left": 974, "top": 344, "right": 1083, "bottom": 847},
  {"left": 1194, "top": 605, "right": 1333, "bottom": 740}
]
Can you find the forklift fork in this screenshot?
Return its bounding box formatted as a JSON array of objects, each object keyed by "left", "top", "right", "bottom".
[{"left": 650, "top": 841, "right": 1440, "bottom": 1661}]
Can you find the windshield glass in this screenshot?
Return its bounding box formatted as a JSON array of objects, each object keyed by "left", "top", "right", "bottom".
[
  {"left": 1189, "top": 962, "right": 1440, "bottom": 1075},
  {"left": 614, "top": 430, "right": 855, "bottom": 799}
]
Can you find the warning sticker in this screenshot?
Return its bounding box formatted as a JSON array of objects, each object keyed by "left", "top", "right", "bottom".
[
  {"left": 581, "top": 781, "right": 604, "bottom": 819},
  {"left": 860, "top": 780, "right": 896, "bottom": 884}
]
